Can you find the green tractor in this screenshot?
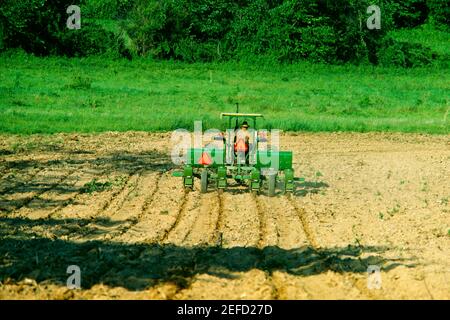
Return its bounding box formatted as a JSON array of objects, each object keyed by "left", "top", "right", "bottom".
[{"left": 173, "top": 108, "right": 301, "bottom": 197}]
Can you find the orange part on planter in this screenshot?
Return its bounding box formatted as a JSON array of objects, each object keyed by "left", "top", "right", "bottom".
[{"left": 198, "top": 152, "right": 212, "bottom": 166}]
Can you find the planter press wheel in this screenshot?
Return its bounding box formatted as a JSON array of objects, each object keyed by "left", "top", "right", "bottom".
[
  {"left": 267, "top": 173, "right": 277, "bottom": 197},
  {"left": 201, "top": 169, "right": 208, "bottom": 194}
]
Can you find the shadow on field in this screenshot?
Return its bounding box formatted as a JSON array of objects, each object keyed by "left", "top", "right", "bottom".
[
  {"left": 1, "top": 150, "right": 173, "bottom": 173},
  {"left": 293, "top": 180, "right": 329, "bottom": 197},
  {"left": 0, "top": 149, "right": 14, "bottom": 156},
  {"left": 0, "top": 216, "right": 415, "bottom": 291},
  {"left": 0, "top": 150, "right": 173, "bottom": 212}
]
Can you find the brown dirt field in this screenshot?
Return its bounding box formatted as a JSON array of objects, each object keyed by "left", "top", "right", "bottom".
[{"left": 0, "top": 132, "right": 449, "bottom": 300}]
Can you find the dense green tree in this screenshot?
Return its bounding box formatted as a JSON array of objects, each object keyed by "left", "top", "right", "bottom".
[{"left": 0, "top": 0, "right": 447, "bottom": 65}]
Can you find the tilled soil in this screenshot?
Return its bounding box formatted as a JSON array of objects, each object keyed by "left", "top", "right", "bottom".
[{"left": 0, "top": 132, "right": 449, "bottom": 300}]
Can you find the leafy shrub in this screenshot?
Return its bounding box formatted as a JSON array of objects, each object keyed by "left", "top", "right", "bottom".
[
  {"left": 426, "top": 0, "right": 450, "bottom": 29},
  {"left": 385, "top": 0, "right": 429, "bottom": 28},
  {"left": 0, "top": 0, "right": 127, "bottom": 57},
  {"left": 83, "top": 0, "right": 134, "bottom": 19},
  {"left": 57, "top": 22, "right": 120, "bottom": 57},
  {"left": 0, "top": 0, "right": 448, "bottom": 65},
  {"left": 67, "top": 74, "right": 92, "bottom": 90},
  {"left": 122, "top": 0, "right": 389, "bottom": 64},
  {"left": 378, "top": 37, "right": 438, "bottom": 67},
  {"left": 0, "top": 0, "right": 72, "bottom": 55}
]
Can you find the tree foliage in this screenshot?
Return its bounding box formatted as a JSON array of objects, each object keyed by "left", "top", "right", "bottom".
[{"left": 0, "top": 0, "right": 447, "bottom": 65}]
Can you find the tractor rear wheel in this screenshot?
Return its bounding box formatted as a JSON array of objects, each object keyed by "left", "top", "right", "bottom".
[
  {"left": 201, "top": 169, "right": 208, "bottom": 193},
  {"left": 268, "top": 174, "right": 276, "bottom": 197}
]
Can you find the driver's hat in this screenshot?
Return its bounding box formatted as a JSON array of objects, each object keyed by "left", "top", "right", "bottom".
[{"left": 241, "top": 121, "right": 249, "bottom": 128}]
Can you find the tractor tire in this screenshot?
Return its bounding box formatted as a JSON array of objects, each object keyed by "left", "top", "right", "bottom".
[
  {"left": 268, "top": 174, "right": 276, "bottom": 197},
  {"left": 201, "top": 170, "right": 208, "bottom": 194}
]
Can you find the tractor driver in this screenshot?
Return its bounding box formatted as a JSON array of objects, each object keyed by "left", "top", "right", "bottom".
[{"left": 234, "top": 121, "right": 251, "bottom": 160}]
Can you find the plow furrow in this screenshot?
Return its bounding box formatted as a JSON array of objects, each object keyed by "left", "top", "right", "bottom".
[
  {"left": 0, "top": 167, "right": 45, "bottom": 196},
  {"left": 163, "top": 189, "right": 202, "bottom": 245},
  {"left": 285, "top": 196, "right": 319, "bottom": 249},
  {"left": 209, "top": 191, "right": 225, "bottom": 246},
  {"left": 114, "top": 172, "right": 186, "bottom": 243},
  {"left": 159, "top": 188, "right": 192, "bottom": 243},
  {"left": 252, "top": 194, "right": 279, "bottom": 248},
  {"left": 101, "top": 170, "right": 143, "bottom": 217},
  {"left": 219, "top": 190, "right": 260, "bottom": 248},
  {"left": 101, "top": 171, "right": 163, "bottom": 240},
  {"left": 1, "top": 168, "right": 78, "bottom": 217},
  {"left": 65, "top": 170, "right": 145, "bottom": 241},
  {"left": 182, "top": 192, "right": 221, "bottom": 246}
]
